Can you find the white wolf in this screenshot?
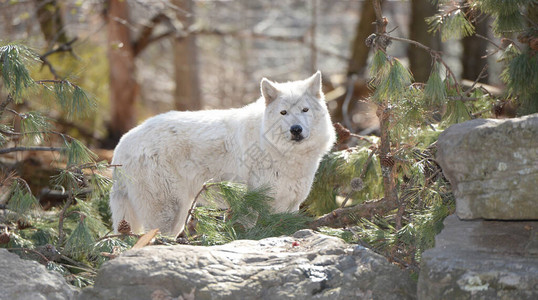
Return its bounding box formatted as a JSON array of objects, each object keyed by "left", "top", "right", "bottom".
[{"left": 110, "top": 71, "right": 336, "bottom": 236}]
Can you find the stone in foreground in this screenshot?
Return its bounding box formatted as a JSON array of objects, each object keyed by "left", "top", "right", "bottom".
[
  {"left": 0, "top": 249, "right": 77, "bottom": 300},
  {"left": 436, "top": 113, "right": 538, "bottom": 220},
  {"left": 418, "top": 215, "right": 538, "bottom": 300},
  {"left": 80, "top": 230, "right": 416, "bottom": 300}
]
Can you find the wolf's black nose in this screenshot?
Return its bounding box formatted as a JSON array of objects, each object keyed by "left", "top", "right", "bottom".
[{"left": 290, "top": 125, "right": 303, "bottom": 136}]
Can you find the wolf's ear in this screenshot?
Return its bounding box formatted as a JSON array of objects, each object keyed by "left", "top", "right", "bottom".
[
  {"left": 305, "top": 71, "right": 322, "bottom": 98},
  {"left": 261, "top": 78, "right": 280, "bottom": 105}
]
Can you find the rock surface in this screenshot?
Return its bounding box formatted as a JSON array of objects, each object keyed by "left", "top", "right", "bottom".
[
  {"left": 418, "top": 215, "right": 538, "bottom": 300},
  {"left": 0, "top": 249, "right": 77, "bottom": 300},
  {"left": 436, "top": 113, "right": 538, "bottom": 220},
  {"left": 79, "top": 230, "right": 416, "bottom": 300}
]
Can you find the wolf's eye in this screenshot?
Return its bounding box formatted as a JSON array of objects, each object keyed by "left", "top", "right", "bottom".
[
  {"left": 280, "top": 110, "right": 287, "bottom": 115},
  {"left": 302, "top": 107, "right": 309, "bottom": 112}
]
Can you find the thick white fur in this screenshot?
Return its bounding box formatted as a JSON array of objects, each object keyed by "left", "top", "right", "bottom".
[{"left": 110, "top": 72, "right": 336, "bottom": 236}]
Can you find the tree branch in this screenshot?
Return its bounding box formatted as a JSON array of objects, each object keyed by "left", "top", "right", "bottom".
[
  {"left": 372, "top": 0, "right": 386, "bottom": 34},
  {"left": 0, "top": 146, "right": 64, "bottom": 155},
  {"left": 0, "top": 94, "right": 14, "bottom": 119},
  {"left": 310, "top": 197, "right": 397, "bottom": 229},
  {"left": 41, "top": 37, "right": 78, "bottom": 59},
  {"left": 381, "top": 34, "right": 437, "bottom": 54},
  {"left": 181, "top": 182, "right": 210, "bottom": 237},
  {"left": 39, "top": 37, "right": 78, "bottom": 79},
  {"left": 374, "top": 32, "right": 463, "bottom": 92},
  {"left": 133, "top": 13, "right": 176, "bottom": 56},
  {"left": 464, "top": 63, "right": 489, "bottom": 95},
  {"left": 6, "top": 248, "right": 50, "bottom": 264},
  {"left": 57, "top": 191, "right": 74, "bottom": 247}
]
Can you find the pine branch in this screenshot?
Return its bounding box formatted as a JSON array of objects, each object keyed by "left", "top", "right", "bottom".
[
  {"left": 464, "top": 64, "right": 489, "bottom": 95},
  {"left": 371, "top": 0, "right": 399, "bottom": 211},
  {"left": 39, "top": 38, "right": 78, "bottom": 79},
  {"left": 5, "top": 248, "right": 50, "bottom": 263},
  {"left": 35, "top": 79, "right": 73, "bottom": 86},
  {"left": 59, "top": 254, "right": 96, "bottom": 274},
  {"left": 0, "top": 94, "right": 14, "bottom": 119},
  {"left": 383, "top": 34, "right": 437, "bottom": 54},
  {"left": 97, "top": 232, "right": 140, "bottom": 241},
  {"left": 310, "top": 197, "right": 398, "bottom": 229},
  {"left": 0, "top": 146, "right": 64, "bottom": 155},
  {"left": 340, "top": 148, "right": 377, "bottom": 208},
  {"left": 374, "top": 33, "right": 460, "bottom": 91},
  {"left": 57, "top": 192, "right": 74, "bottom": 247},
  {"left": 349, "top": 133, "right": 375, "bottom": 145},
  {"left": 40, "top": 37, "right": 78, "bottom": 59},
  {"left": 475, "top": 33, "right": 503, "bottom": 51}
]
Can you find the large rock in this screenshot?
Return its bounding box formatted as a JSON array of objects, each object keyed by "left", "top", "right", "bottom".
[
  {"left": 418, "top": 214, "right": 538, "bottom": 299},
  {"left": 436, "top": 114, "right": 538, "bottom": 220},
  {"left": 79, "top": 230, "right": 416, "bottom": 300},
  {"left": 0, "top": 249, "right": 77, "bottom": 300}
]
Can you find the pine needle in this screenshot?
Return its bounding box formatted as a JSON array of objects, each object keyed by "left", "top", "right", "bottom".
[
  {"left": 424, "top": 63, "right": 447, "bottom": 106},
  {"left": 62, "top": 138, "right": 98, "bottom": 167},
  {"left": 63, "top": 218, "right": 95, "bottom": 259},
  {"left": 426, "top": 9, "right": 475, "bottom": 41},
  {"left": 0, "top": 44, "right": 38, "bottom": 99},
  {"left": 6, "top": 181, "right": 40, "bottom": 221}
]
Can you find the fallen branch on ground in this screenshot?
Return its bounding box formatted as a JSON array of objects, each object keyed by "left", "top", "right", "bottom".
[{"left": 310, "top": 197, "right": 398, "bottom": 229}]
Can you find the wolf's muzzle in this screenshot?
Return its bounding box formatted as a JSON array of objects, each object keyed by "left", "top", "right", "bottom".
[{"left": 290, "top": 124, "right": 304, "bottom": 141}]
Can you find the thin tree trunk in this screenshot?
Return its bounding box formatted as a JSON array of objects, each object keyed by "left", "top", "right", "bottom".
[
  {"left": 462, "top": 12, "right": 489, "bottom": 83},
  {"left": 373, "top": 0, "right": 398, "bottom": 208},
  {"left": 409, "top": 0, "right": 440, "bottom": 83},
  {"left": 310, "top": 0, "right": 318, "bottom": 74},
  {"left": 332, "top": 1, "right": 378, "bottom": 126},
  {"left": 348, "top": 0, "right": 378, "bottom": 76},
  {"left": 105, "top": 0, "right": 138, "bottom": 147},
  {"left": 172, "top": 0, "right": 201, "bottom": 111},
  {"left": 34, "top": 0, "right": 69, "bottom": 48}
]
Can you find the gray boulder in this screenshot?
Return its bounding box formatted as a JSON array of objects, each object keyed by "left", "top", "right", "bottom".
[
  {"left": 418, "top": 214, "right": 538, "bottom": 300},
  {"left": 79, "top": 230, "right": 416, "bottom": 300},
  {"left": 436, "top": 113, "right": 538, "bottom": 220},
  {"left": 0, "top": 249, "right": 77, "bottom": 300}
]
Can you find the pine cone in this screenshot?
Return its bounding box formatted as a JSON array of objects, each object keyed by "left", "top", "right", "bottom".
[
  {"left": 365, "top": 33, "right": 376, "bottom": 48},
  {"left": 0, "top": 232, "right": 10, "bottom": 244},
  {"left": 517, "top": 32, "right": 531, "bottom": 44},
  {"left": 118, "top": 219, "right": 132, "bottom": 234},
  {"left": 17, "top": 219, "right": 31, "bottom": 230},
  {"left": 350, "top": 177, "right": 364, "bottom": 192},
  {"left": 493, "top": 103, "right": 504, "bottom": 117},
  {"left": 37, "top": 244, "right": 61, "bottom": 262},
  {"left": 334, "top": 122, "right": 351, "bottom": 144},
  {"left": 530, "top": 37, "right": 538, "bottom": 51},
  {"left": 380, "top": 154, "right": 395, "bottom": 167}
]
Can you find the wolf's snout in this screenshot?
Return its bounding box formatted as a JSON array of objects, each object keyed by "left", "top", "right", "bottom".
[{"left": 290, "top": 125, "right": 303, "bottom": 136}]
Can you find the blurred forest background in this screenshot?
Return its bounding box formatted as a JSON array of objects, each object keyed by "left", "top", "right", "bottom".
[
  {"left": 0, "top": 0, "right": 514, "bottom": 148},
  {"left": 1, "top": 0, "right": 537, "bottom": 287}
]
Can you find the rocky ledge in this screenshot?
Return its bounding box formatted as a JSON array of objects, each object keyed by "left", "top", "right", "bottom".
[{"left": 79, "top": 230, "right": 416, "bottom": 300}]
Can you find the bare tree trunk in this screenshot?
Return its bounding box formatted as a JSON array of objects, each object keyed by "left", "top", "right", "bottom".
[
  {"left": 348, "top": 0, "right": 378, "bottom": 76},
  {"left": 462, "top": 13, "right": 489, "bottom": 83},
  {"left": 172, "top": 0, "right": 201, "bottom": 111},
  {"left": 34, "top": 0, "right": 69, "bottom": 48},
  {"left": 105, "top": 0, "right": 138, "bottom": 147},
  {"left": 310, "top": 0, "right": 318, "bottom": 74},
  {"left": 409, "top": 0, "right": 440, "bottom": 83},
  {"left": 331, "top": 1, "right": 378, "bottom": 127}
]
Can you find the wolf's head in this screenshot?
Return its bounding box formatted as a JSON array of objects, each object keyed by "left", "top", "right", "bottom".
[{"left": 260, "top": 71, "right": 335, "bottom": 155}]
